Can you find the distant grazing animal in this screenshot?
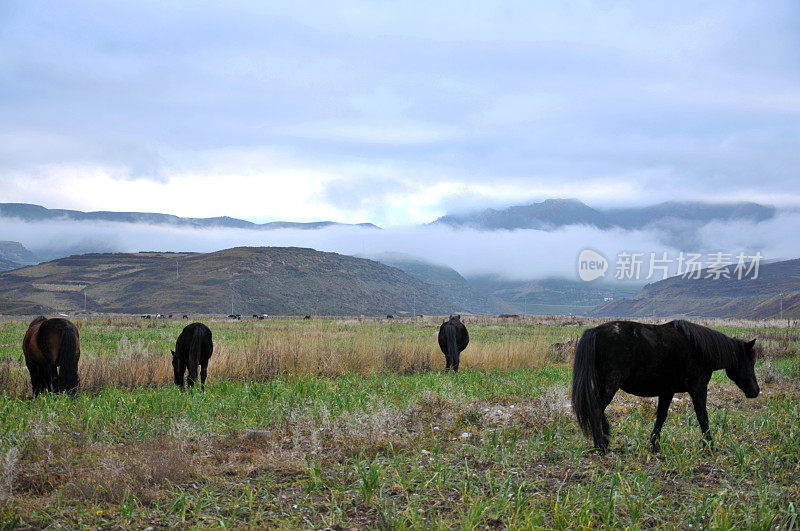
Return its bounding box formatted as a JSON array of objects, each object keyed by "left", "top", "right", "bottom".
[
  {"left": 22, "top": 316, "right": 81, "bottom": 396},
  {"left": 438, "top": 315, "right": 469, "bottom": 372},
  {"left": 227, "top": 314, "right": 241, "bottom": 320},
  {"left": 303, "top": 315, "right": 311, "bottom": 320},
  {"left": 141, "top": 315, "right": 151, "bottom": 319},
  {"left": 171, "top": 322, "right": 213, "bottom": 391},
  {"left": 182, "top": 314, "right": 189, "bottom": 319},
  {"left": 572, "top": 320, "right": 760, "bottom": 453},
  {"left": 386, "top": 314, "right": 394, "bottom": 319}
]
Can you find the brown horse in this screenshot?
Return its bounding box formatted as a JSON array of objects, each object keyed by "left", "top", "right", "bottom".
[{"left": 22, "top": 316, "right": 81, "bottom": 396}]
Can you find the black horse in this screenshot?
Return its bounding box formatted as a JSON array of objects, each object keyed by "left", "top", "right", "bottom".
[
  {"left": 572, "top": 320, "right": 759, "bottom": 453},
  {"left": 438, "top": 315, "right": 469, "bottom": 372},
  {"left": 171, "top": 322, "right": 213, "bottom": 391},
  {"left": 23, "top": 316, "right": 81, "bottom": 396}
]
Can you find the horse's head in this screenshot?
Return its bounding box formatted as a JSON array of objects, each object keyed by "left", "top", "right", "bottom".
[
  {"left": 171, "top": 349, "right": 183, "bottom": 385},
  {"left": 449, "top": 314, "right": 461, "bottom": 322},
  {"left": 726, "top": 339, "right": 760, "bottom": 398}
]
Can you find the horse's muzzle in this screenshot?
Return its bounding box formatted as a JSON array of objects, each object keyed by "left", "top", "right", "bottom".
[{"left": 745, "top": 386, "right": 760, "bottom": 398}]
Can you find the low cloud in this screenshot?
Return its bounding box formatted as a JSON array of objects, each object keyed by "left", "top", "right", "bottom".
[{"left": 3, "top": 213, "right": 798, "bottom": 281}]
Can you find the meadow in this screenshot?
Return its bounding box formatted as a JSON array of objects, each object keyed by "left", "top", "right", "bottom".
[{"left": 0, "top": 315, "right": 798, "bottom": 529}]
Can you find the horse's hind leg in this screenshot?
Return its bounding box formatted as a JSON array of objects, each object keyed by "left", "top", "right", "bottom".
[
  {"left": 200, "top": 362, "right": 208, "bottom": 392},
  {"left": 43, "top": 364, "right": 57, "bottom": 393},
  {"left": 597, "top": 390, "right": 616, "bottom": 452},
  {"left": 650, "top": 393, "right": 674, "bottom": 452},
  {"left": 28, "top": 365, "right": 45, "bottom": 397}
]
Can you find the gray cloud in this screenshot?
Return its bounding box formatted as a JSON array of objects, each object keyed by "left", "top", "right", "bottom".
[{"left": 1, "top": 1, "right": 799, "bottom": 221}]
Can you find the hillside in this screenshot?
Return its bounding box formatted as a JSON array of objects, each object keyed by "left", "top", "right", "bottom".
[
  {"left": 591, "top": 258, "right": 800, "bottom": 319},
  {"left": 0, "top": 247, "right": 458, "bottom": 315},
  {"left": 467, "top": 276, "right": 641, "bottom": 316},
  {"left": 370, "top": 254, "right": 499, "bottom": 314},
  {"left": 0, "top": 203, "right": 379, "bottom": 230}
]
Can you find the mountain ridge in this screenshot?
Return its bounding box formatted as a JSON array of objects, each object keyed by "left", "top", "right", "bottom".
[
  {"left": 0, "top": 246, "right": 460, "bottom": 316},
  {"left": 432, "top": 198, "right": 776, "bottom": 231},
  {"left": 0, "top": 203, "right": 380, "bottom": 231}
]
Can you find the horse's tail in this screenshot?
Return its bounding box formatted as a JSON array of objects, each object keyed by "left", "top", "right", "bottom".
[
  {"left": 445, "top": 323, "right": 459, "bottom": 365},
  {"left": 189, "top": 325, "right": 204, "bottom": 364},
  {"left": 56, "top": 325, "right": 79, "bottom": 394},
  {"left": 571, "top": 327, "right": 601, "bottom": 440}
]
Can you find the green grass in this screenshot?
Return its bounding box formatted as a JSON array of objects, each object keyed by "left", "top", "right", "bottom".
[{"left": 0, "top": 317, "right": 798, "bottom": 528}]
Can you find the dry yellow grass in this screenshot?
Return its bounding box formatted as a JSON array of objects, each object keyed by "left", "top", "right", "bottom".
[{"left": 0, "top": 318, "right": 556, "bottom": 396}]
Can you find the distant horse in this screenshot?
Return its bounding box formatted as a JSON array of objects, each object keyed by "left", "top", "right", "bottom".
[
  {"left": 171, "top": 322, "right": 213, "bottom": 391},
  {"left": 22, "top": 316, "right": 81, "bottom": 396},
  {"left": 438, "top": 315, "right": 469, "bottom": 372},
  {"left": 571, "top": 320, "right": 759, "bottom": 453}
]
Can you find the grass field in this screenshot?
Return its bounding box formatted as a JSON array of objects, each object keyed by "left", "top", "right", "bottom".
[{"left": 0, "top": 316, "right": 798, "bottom": 528}]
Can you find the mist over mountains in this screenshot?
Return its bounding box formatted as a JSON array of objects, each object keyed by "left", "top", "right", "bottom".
[
  {"left": 433, "top": 198, "right": 776, "bottom": 232},
  {"left": 2, "top": 197, "right": 798, "bottom": 317}
]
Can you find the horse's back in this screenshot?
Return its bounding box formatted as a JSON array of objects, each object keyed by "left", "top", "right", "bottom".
[
  {"left": 438, "top": 319, "right": 468, "bottom": 354},
  {"left": 590, "top": 320, "right": 696, "bottom": 396},
  {"left": 23, "top": 317, "right": 79, "bottom": 366},
  {"left": 176, "top": 322, "right": 213, "bottom": 361}
]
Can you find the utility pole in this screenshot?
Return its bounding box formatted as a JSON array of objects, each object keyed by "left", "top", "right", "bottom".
[
  {"left": 780, "top": 291, "right": 784, "bottom": 320},
  {"left": 84, "top": 290, "right": 87, "bottom": 313}
]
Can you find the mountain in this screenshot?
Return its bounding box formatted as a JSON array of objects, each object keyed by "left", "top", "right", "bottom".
[
  {"left": 0, "top": 247, "right": 458, "bottom": 316},
  {"left": 432, "top": 199, "right": 776, "bottom": 232},
  {"left": 0, "top": 257, "right": 22, "bottom": 272},
  {"left": 606, "top": 201, "right": 775, "bottom": 230},
  {"left": 0, "top": 203, "right": 380, "bottom": 230},
  {"left": 467, "top": 275, "right": 641, "bottom": 316},
  {"left": 0, "top": 241, "right": 38, "bottom": 266},
  {"left": 433, "top": 199, "right": 610, "bottom": 230},
  {"left": 590, "top": 258, "right": 800, "bottom": 319},
  {"left": 370, "top": 253, "right": 498, "bottom": 314}
]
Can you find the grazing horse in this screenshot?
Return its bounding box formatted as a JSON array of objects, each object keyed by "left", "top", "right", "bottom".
[
  {"left": 571, "top": 320, "right": 759, "bottom": 453},
  {"left": 171, "top": 322, "right": 213, "bottom": 391},
  {"left": 22, "top": 316, "right": 81, "bottom": 396},
  {"left": 438, "top": 315, "right": 469, "bottom": 372}
]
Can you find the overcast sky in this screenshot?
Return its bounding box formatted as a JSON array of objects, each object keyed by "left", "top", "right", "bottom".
[{"left": 1, "top": 1, "right": 798, "bottom": 226}]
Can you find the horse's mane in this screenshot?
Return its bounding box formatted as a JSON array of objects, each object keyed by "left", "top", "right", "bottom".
[{"left": 672, "top": 319, "right": 742, "bottom": 368}]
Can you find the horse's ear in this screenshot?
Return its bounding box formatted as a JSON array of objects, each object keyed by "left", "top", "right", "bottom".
[
  {"left": 170, "top": 349, "right": 176, "bottom": 357},
  {"left": 746, "top": 339, "right": 756, "bottom": 348}
]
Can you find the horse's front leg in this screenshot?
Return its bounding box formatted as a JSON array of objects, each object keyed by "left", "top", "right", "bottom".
[
  {"left": 650, "top": 393, "right": 674, "bottom": 452},
  {"left": 689, "top": 386, "right": 712, "bottom": 449},
  {"left": 186, "top": 362, "right": 198, "bottom": 392}
]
